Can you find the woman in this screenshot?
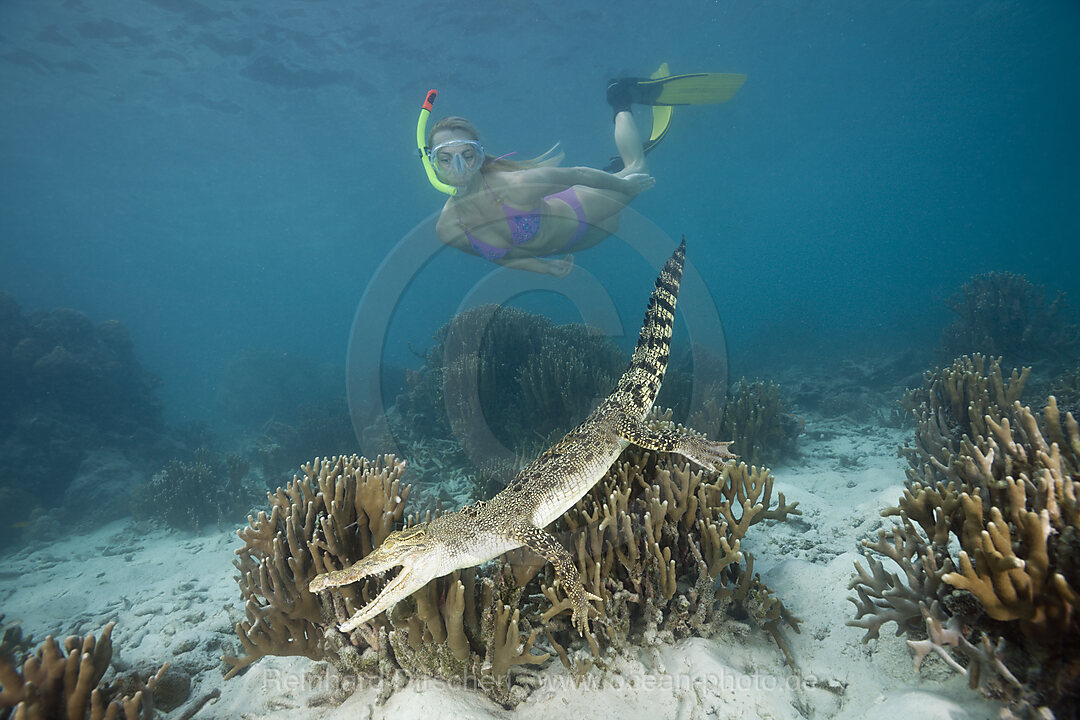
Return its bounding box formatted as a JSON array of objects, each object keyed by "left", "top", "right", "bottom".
[{"left": 429, "top": 110, "right": 656, "bottom": 276}]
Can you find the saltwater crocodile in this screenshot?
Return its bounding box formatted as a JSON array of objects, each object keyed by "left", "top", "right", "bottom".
[{"left": 310, "top": 239, "right": 734, "bottom": 633}]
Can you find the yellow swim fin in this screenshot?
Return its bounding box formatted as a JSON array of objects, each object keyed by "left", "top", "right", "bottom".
[
  {"left": 647, "top": 63, "right": 673, "bottom": 149},
  {"left": 636, "top": 71, "right": 746, "bottom": 106}
]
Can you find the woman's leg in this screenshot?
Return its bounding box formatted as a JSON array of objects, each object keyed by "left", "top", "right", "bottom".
[
  {"left": 612, "top": 110, "right": 647, "bottom": 176},
  {"left": 556, "top": 109, "right": 648, "bottom": 227}
]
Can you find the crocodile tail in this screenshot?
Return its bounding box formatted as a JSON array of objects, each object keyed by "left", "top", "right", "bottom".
[{"left": 612, "top": 237, "right": 685, "bottom": 415}]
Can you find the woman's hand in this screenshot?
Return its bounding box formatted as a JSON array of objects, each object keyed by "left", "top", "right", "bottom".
[{"left": 622, "top": 172, "right": 656, "bottom": 196}]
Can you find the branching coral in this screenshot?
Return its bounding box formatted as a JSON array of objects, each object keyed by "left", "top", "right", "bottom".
[
  {"left": 540, "top": 440, "right": 802, "bottom": 666},
  {"left": 223, "top": 454, "right": 411, "bottom": 679},
  {"left": 850, "top": 355, "right": 1079, "bottom": 718},
  {"left": 0, "top": 622, "right": 167, "bottom": 720},
  {"left": 226, "top": 438, "right": 801, "bottom": 708},
  {"left": 898, "top": 354, "right": 1029, "bottom": 493},
  {"left": 1049, "top": 366, "right": 1080, "bottom": 419},
  {"left": 223, "top": 453, "right": 555, "bottom": 707}
]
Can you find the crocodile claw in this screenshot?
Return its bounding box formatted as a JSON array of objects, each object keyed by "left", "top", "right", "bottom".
[
  {"left": 571, "top": 589, "right": 603, "bottom": 635},
  {"left": 678, "top": 435, "right": 736, "bottom": 472}
]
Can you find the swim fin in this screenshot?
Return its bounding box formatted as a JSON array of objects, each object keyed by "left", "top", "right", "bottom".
[
  {"left": 607, "top": 70, "right": 746, "bottom": 111},
  {"left": 603, "top": 63, "right": 676, "bottom": 173}
]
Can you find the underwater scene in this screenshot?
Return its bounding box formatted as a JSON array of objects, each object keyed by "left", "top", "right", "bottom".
[{"left": 1, "top": 1, "right": 1079, "bottom": 718}]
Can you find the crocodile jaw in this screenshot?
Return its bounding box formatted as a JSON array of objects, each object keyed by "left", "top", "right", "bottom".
[
  {"left": 309, "top": 541, "right": 448, "bottom": 633},
  {"left": 338, "top": 562, "right": 432, "bottom": 632}
]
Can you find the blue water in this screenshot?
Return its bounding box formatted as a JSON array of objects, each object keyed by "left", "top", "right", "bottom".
[{"left": 1, "top": 0, "right": 1077, "bottom": 424}]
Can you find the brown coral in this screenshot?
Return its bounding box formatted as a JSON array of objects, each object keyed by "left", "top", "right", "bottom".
[
  {"left": 941, "top": 271, "right": 1080, "bottom": 364},
  {"left": 850, "top": 355, "right": 1079, "bottom": 718},
  {"left": 540, "top": 443, "right": 801, "bottom": 666},
  {"left": 223, "top": 454, "right": 411, "bottom": 678},
  {"left": 0, "top": 622, "right": 167, "bottom": 720}
]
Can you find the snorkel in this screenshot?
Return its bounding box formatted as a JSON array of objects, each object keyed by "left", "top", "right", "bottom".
[{"left": 417, "top": 89, "right": 459, "bottom": 196}]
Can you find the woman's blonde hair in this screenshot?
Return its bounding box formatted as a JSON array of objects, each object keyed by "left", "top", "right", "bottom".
[{"left": 428, "top": 116, "right": 563, "bottom": 172}]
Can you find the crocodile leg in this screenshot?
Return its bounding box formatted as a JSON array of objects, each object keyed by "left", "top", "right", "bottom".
[
  {"left": 612, "top": 415, "right": 735, "bottom": 471},
  {"left": 507, "top": 523, "right": 600, "bottom": 635}
]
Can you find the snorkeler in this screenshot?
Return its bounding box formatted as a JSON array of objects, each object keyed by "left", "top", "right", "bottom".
[{"left": 418, "top": 64, "right": 746, "bottom": 276}]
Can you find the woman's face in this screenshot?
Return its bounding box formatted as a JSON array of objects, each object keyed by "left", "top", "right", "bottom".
[{"left": 429, "top": 128, "right": 485, "bottom": 187}]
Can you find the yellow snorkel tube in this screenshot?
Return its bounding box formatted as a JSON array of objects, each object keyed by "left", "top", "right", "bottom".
[{"left": 417, "top": 89, "right": 458, "bottom": 196}]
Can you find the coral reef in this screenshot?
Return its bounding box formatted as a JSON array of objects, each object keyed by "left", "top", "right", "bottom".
[
  {"left": 225, "top": 438, "right": 801, "bottom": 708},
  {"left": 941, "top": 272, "right": 1080, "bottom": 366},
  {"left": 0, "top": 622, "right": 167, "bottom": 720},
  {"left": 538, "top": 437, "right": 802, "bottom": 668},
  {"left": 898, "top": 354, "right": 1030, "bottom": 489},
  {"left": 0, "top": 294, "right": 163, "bottom": 434},
  {"left": 686, "top": 378, "right": 801, "bottom": 468},
  {"left": 133, "top": 449, "right": 254, "bottom": 532},
  {"left": 849, "top": 354, "right": 1079, "bottom": 718}
]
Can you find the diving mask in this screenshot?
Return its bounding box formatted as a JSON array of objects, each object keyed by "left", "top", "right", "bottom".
[{"left": 428, "top": 139, "right": 485, "bottom": 182}]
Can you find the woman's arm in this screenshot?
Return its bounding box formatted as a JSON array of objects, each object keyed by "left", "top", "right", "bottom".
[
  {"left": 435, "top": 207, "right": 472, "bottom": 252},
  {"left": 515, "top": 166, "right": 653, "bottom": 197}
]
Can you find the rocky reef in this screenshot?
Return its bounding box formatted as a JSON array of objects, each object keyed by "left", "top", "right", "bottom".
[
  {"left": 131, "top": 449, "right": 256, "bottom": 532},
  {"left": 223, "top": 431, "right": 801, "bottom": 708},
  {"left": 941, "top": 272, "right": 1079, "bottom": 367},
  {"left": 686, "top": 378, "right": 801, "bottom": 468},
  {"left": 0, "top": 293, "right": 171, "bottom": 546},
  {"left": 848, "top": 354, "right": 1079, "bottom": 718},
  {"left": 382, "top": 305, "right": 626, "bottom": 482}
]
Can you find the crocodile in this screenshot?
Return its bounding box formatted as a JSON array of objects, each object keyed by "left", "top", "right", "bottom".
[{"left": 310, "top": 238, "right": 734, "bottom": 634}]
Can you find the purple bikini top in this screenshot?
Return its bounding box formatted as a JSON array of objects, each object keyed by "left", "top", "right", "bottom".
[{"left": 455, "top": 179, "right": 542, "bottom": 261}]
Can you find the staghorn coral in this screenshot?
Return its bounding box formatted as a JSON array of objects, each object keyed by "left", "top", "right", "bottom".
[
  {"left": 0, "top": 622, "right": 167, "bottom": 720},
  {"left": 850, "top": 355, "right": 1079, "bottom": 718},
  {"left": 898, "top": 354, "right": 1029, "bottom": 493},
  {"left": 686, "top": 378, "right": 800, "bottom": 468},
  {"left": 226, "top": 438, "right": 801, "bottom": 708},
  {"left": 941, "top": 271, "right": 1080, "bottom": 365}
]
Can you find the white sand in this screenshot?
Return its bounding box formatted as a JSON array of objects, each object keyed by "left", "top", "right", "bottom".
[{"left": 0, "top": 418, "right": 1003, "bottom": 719}]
